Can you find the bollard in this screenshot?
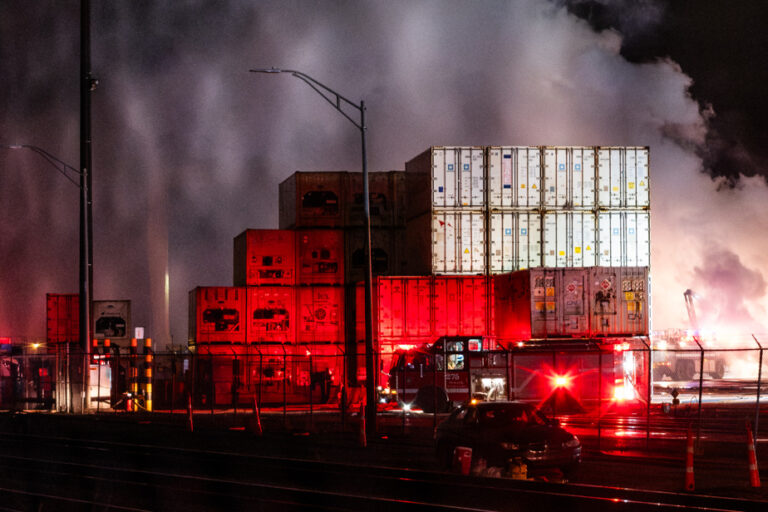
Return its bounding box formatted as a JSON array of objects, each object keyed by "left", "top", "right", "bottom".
[
  {"left": 187, "top": 393, "right": 194, "bottom": 433},
  {"left": 358, "top": 403, "right": 367, "bottom": 448},
  {"left": 144, "top": 338, "right": 153, "bottom": 412},
  {"left": 252, "top": 396, "right": 263, "bottom": 436},
  {"left": 746, "top": 421, "right": 761, "bottom": 488},
  {"left": 685, "top": 424, "right": 695, "bottom": 491}
]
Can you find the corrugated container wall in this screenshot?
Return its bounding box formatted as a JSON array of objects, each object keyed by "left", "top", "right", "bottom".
[
  {"left": 487, "top": 147, "right": 542, "bottom": 209},
  {"left": 345, "top": 171, "right": 403, "bottom": 227},
  {"left": 246, "top": 287, "right": 295, "bottom": 344},
  {"left": 406, "top": 210, "right": 486, "bottom": 275},
  {"left": 597, "top": 211, "right": 650, "bottom": 267},
  {"left": 494, "top": 267, "right": 648, "bottom": 340},
  {"left": 488, "top": 211, "right": 542, "bottom": 272},
  {"left": 542, "top": 212, "right": 597, "bottom": 267},
  {"left": 588, "top": 267, "right": 649, "bottom": 336},
  {"left": 189, "top": 287, "right": 247, "bottom": 345},
  {"left": 92, "top": 300, "right": 131, "bottom": 343},
  {"left": 46, "top": 293, "right": 79, "bottom": 345},
  {"left": 542, "top": 147, "right": 596, "bottom": 209},
  {"left": 297, "top": 286, "right": 345, "bottom": 344},
  {"left": 355, "top": 276, "right": 494, "bottom": 344},
  {"left": 405, "top": 146, "right": 485, "bottom": 218},
  {"left": 295, "top": 229, "right": 345, "bottom": 285},
  {"left": 279, "top": 172, "right": 346, "bottom": 229},
  {"left": 597, "top": 147, "right": 650, "bottom": 208},
  {"left": 344, "top": 227, "right": 403, "bottom": 284},
  {"left": 233, "top": 229, "right": 295, "bottom": 286}
]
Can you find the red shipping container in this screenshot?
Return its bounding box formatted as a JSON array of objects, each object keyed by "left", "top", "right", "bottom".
[
  {"left": 279, "top": 172, "right": 346, "bottom": 229},
  {"left": 234, "top": 230, "right": 295, "bottom": 286},
  {"left": 189, "top": 287, "right": 247, "bottom": 345},
  {"left": 296, "top": 229, "right": 345, "bottom": 285},
  {"left": 297, "top": 286, "right": 345, "bottom": 344},
  {"left": 433, "top": 276, "right": 492, "bottom": 337},
  {"left": 46, "top": 293, "right": 79, "bottom": 345},
  {"left": 357, "top": 277, "right": 432, "bottom": 342},
  {"left": 246, "top": 287, "right": 295, "bottom": 344}
]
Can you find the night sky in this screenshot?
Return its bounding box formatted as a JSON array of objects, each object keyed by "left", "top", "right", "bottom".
[{"left": 2, "top": 0, "right": 767, "bottom": 347}]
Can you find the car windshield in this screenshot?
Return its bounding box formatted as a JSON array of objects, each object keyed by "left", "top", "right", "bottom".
[{"left": 477, "top": 404, "right": 546, "bottom": 426}]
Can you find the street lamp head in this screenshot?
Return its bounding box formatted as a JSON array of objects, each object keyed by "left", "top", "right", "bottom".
[{"left": 249, "top": 67, "right": 285, "bottom": 74}]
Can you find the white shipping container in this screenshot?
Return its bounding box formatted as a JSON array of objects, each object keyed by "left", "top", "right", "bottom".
[
  {"left": 92, "top": 300, "right": 131, "bottom": 342},
  {"left": 432, "top": 210, "right": 486, "bottom": 274},
  {"left": 597, "top": 147, "right": 650, "bottom": 208},
  {"left": 542, "top": 212, "right": 597, "bottom": 268},
  {"left": 543, "top": 147, "right": 596, "bottom": 209},
  {"left": 487, "top": 147, "right": 542, "bottom": 208},
  {"left": 489, "top": 211, "right": 542, "bottom": 272},
  {"left": 597, "top": 211, "right": 650, "bottom": 267},
  {"left": 405, "top": 147, "right": 485, "bottom": 216}
]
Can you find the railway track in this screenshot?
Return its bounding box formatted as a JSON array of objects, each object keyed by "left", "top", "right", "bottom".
[{"left": 0, "top": 430, "right": 763, "bottom": 511}]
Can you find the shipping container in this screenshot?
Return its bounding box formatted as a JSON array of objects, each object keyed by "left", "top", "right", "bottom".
[
  {"left": 46, "top": 293, "right": 79, "bottom": 345},
  {"left": 296, "top": 286, "right": 345, "bottom": 344},
  {"left": 345, "top": 171, "right": 402, "bottom": 227},
  {"left": 542, "top": 211, "right": 598, "bottom": 267},
  {"left": 495, "top": 268, "right": 588, "bottom": 340},
  {"left": 233, "top": 229, "right": 295, "bottom": 286},
  {"left": 587, "top": 267, "right": 649, "bottom": 336},
  {"left": 344, "top": 227, "right": 402, "bottom": 283},
  {"left": 488, "top": 211, "right": 542, "bottom": 272},
  {"left": 245, "top": 287, "right": 295, "bottom": 344},
  {"left": 392, "top": 171, "right": 407, "bottom": 227},
  {"left": 494, "top": 267, "right": 648, "bottom": 340},
  {"left": 279, "top": 172, "right": 346, "bottom": 229},
  {"left": 295, "top": 229, "right": 345, "bottom": 285},
  {"left": 189, "top": 287, "right": 247, "bottom": 345},
  {"left": 406, "top": 210, "right": 486, "bottom": 275},
  {"left": 358, "top": 277, "right": 433, "bottom": 342},
  {"left": 405, "top": 146, "right": 485, "bottom": 218},
  {"left": 597, "top": 147, "right": 650, "bottom": 208},
  {"left": 433, "top": 276, "right": 494, "bottom": 337},
  {"left": 597, "top": 211, "right": 650, "bottom": 267},
  {"left": 487, "top": 147, "right": 542, "bottom": 208},
  {"left": 542, "top": 147, "right": 596, "bottom": 208},
  {"left": 92, "top": 300, "right": 131, "bottom": 343}
]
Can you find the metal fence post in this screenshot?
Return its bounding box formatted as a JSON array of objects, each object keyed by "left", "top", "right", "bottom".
[{"left": 753, "top": 335, "right": 763, "bottom": 438}]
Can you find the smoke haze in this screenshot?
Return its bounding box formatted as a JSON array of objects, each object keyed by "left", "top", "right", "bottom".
[{"left": 1, "top": 0, "right": 766, "bottom": 347}]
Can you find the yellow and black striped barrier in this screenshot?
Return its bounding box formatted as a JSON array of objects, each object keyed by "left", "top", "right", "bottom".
[{"left": 143, "top": 338, "right": 153, "bottom": 412}]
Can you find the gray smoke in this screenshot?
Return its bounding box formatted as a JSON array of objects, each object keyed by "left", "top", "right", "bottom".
[{"left": 2, "top": 0, "right": 767, "bottom": 348}]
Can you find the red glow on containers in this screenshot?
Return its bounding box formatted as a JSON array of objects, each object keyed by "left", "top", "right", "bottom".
[
  {"left": 46, "top": 293, "right": 79, "bottom": 346},
  {"left": 189, "top": 287, "right": 246, "bottom": 344},
  {"left": 233, "top": 229, "right": 295, "bottom": 286},
  {"left": 296, "top": 229, "right": 344, "bottom": 285},
  {"left": 246, "top": 287, "right": 295, "bottom": 344},
  {"left": 279, "top": 172, "right": 346, "bottom": 229},
  {"left": 297, "top": 286, "right": 344, "bottom": 344},
  {"left": 433, "top": 276, "right": 492, "bottom": 337}
]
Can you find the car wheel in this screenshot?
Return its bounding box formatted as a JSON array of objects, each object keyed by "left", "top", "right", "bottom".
[
  {"left": 415, "top": 386, "right": 451, "bottom": 413},
  {"left": 561, "top": 461, "right": 580, "bottom": 480},
  {"left": 674, "top": 359, "right": 695, "bottom": 381},
  {"left": 711, "top": 359, "right": 725, "bottom": 379}
]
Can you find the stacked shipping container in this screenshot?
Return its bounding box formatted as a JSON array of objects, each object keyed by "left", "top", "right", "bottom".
[{"left": 406, "top": 146, "right": 650, "bottom": 274}]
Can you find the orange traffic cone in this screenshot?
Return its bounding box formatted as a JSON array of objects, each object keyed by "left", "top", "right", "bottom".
[
  {"left": 187, "top": 393, "right": 194, "bottom": 433},
  {"left": 358, "top": 403, "right": 367, "bottom": 448},
  {"left": 252, "top": 397, "right": 263, "bottom": 436},
  {"left": 684, "top": 424, "right": 695, "bottom": 491},
  {"left": 746, "top": 421, "right": 761, "bottom": 488}
]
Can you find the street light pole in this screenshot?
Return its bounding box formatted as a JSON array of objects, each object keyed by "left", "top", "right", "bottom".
[{"left": 249, "top": 68, "right": 377, "bottom": 439}]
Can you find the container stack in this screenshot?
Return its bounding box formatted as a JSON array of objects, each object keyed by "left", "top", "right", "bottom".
[{"left": 404, "top": 146, "right": 650, "bottom": 273}]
